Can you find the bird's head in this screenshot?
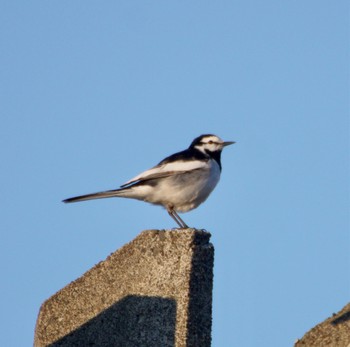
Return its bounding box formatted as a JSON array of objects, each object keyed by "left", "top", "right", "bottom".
[{"left": 190, "top": 134, "right": 235, "bottom": 155}]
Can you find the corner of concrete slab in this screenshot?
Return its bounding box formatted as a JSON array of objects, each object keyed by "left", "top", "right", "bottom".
[
  {"left": 294, "top": 303, "right": 350, "bottom": 347},
  {"left": 34, "top": 228, "right": 214, "bottom": 347}
]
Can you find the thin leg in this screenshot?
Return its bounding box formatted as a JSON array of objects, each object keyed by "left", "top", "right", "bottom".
[
  {"left": 172, "top": 210, "right": 189, "bottom": 228},
  {"left": 168, "top": 210, "right": 184, "bottom": 228},
  {"left": 167, "top": 206, "right": 189, "bottom": 228}
]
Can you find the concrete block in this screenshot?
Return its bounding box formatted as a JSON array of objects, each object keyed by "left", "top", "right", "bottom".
[
  {"left": 295, "top": 303, "right": 350, "bottom": 347},
  {"left": 34, "top": 229, "right": 214, "bottom": 347}
]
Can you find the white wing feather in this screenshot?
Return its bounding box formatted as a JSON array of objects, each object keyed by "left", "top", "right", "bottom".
[{"left": 121, "top": 160, "right": 208, "bottom": 187}]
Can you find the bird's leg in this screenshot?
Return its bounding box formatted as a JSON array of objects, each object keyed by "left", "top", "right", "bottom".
[
  {"left": 167, "top": 206, "right": 189, "bottom": 229},
  {"left": 168, "top": 211, "right": 183, "bottom": 228},
  {"left": 173, "top": 210, "right": 189, "bottom": 228}
]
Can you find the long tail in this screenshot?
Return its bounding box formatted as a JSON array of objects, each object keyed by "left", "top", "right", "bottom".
[{"left": 63, "top": 189, "right": 124, "bottom": 203}]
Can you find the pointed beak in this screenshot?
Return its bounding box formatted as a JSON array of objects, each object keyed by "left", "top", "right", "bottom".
[{"left": 223, "top": 141, "right": 235, "bottom": 147}]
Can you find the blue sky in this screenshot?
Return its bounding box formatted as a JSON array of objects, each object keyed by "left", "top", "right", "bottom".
[{"left": 1, "top": 1, "right": 349, "bottom": 346}]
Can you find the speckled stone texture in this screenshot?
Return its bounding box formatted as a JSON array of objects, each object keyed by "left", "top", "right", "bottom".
[
  {"left": 294, "top": 303, "right": 350, "bottom": 347},
  {"left": 34, "top": 229, "right": 214, "bottom": 347}
]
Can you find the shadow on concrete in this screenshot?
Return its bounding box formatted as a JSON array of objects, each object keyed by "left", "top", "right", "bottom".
[
  {"left": 186, "top": 232, "right": 214, "bottom": 347},
  {"left": 49, "top": 295, "right": 176, "bottom": 347},
  {"left": 331, "top": 310, "right": 350, "bottom": 326}
]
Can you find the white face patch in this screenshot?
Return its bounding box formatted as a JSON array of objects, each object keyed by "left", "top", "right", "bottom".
[
  {"left": 202, "top": 135, "right": 223, "bottom": 143},
  {"left": 194, "top": 135, "right": 224, "bottom": 153}
]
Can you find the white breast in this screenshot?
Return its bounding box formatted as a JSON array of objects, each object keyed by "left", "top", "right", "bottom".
[{"left": 136, "top": 159, "right": 221, "bottom": 212}]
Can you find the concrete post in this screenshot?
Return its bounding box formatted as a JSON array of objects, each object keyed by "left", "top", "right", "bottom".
[
  {"left": 294, "top": 303, "right": 350, "bottom": 347},
  {"left": 34, "top": 229, "right": 214, "bottom": 347}
]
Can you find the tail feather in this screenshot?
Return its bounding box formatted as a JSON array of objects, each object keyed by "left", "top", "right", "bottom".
[{"left": 63, "top": 189, "right": 123, "bottom": 203}]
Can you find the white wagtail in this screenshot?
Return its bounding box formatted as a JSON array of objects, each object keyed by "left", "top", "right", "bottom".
[{"left": 63, "top": 134, "right": 234, "bottom": 228}]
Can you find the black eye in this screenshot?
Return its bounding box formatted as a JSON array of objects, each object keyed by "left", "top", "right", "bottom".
[{"left": 208, "top": 140, "right": 213, "bottom": 144}]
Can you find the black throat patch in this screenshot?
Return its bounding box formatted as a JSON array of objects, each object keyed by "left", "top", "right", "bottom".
[{"left": 205, "top": 150, "right": 222, "bottom": 170}]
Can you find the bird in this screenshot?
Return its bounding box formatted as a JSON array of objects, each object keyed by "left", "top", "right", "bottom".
[{"left": 63, "top": 134, "right": 235, "bottom": 228}]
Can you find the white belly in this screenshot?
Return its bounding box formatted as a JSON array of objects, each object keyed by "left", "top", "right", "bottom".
[{"left": 133, "top": 160, "right": 221, "bottom": 212}]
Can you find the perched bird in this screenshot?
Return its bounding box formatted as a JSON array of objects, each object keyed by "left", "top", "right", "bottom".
[{"left": 63, "top": 134, "right": 234, "bottom": 228}]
